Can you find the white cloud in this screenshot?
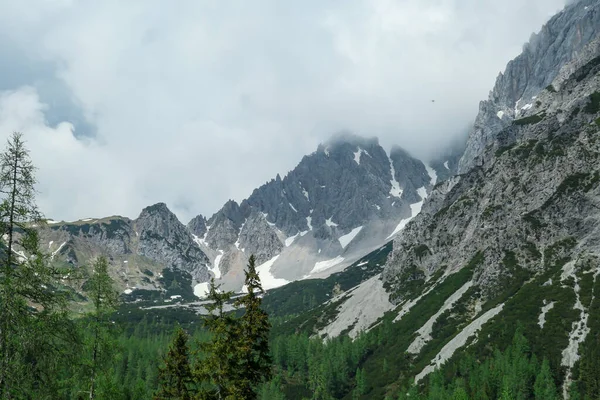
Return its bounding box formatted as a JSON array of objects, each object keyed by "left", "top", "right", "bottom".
[{"left": 0, "top": 0, "right": 567, "bottom": 222}]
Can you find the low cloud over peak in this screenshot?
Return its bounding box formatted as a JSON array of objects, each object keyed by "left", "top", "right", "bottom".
[{"left": 0, "top": 0, "right": 567, "bottom": 222}]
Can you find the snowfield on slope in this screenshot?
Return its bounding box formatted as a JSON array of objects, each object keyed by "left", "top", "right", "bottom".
[
  {"left": 256, "top": 255, "right": 289, "bottom": 291},
  {"left": 339, "top": 226, "right": 363, "bottom": 249}
]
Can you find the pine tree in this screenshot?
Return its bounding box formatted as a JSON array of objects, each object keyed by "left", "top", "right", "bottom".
[
  {"left": 84, "top": 256, "right": 120, "bottom": 399},
  {"left": 534, "top": 359, "right": 558, "bottom": 400},
  {"left": 155, "top": 327, "right": 195, "bottom": 400},
  {"left": 196, "top": 278, "right": 239, "bottom": 399},
  {"left": 232, "top": 254, "right": 273, "bottom": 398},
  {"left": 0, "top": 132, "right": 77, "bottom": 398}
]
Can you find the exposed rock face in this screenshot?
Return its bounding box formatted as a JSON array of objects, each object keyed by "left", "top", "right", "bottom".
[
  {"left": 135, "top": 203, "right": 210, "bottom": 283},
  {"left": 458, "top": 0, "right": 600, "bottom": 173},
  {"left": 385, "top": 33, "right": 600, "bottom": 301},
  {"left": 40, "top": 203, "right": 211, "bottom": 293},
  {"left": 187, "top": 214, "right": 207, "bottom": 238},
  {"left": 191, "top": 133, "right": 435, "bottom": 290}
]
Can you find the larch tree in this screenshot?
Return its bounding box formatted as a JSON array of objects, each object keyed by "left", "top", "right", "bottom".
[
  {"left": 84, "top": 255, "right": 120, "bottom": 400},
  {"left": 0, "top": 132, "right": 76, "bottom": 398}
]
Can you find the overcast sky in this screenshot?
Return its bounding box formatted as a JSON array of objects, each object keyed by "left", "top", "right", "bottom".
[{"left": 0, "top": 0, "right": 568, "bottom": 222}]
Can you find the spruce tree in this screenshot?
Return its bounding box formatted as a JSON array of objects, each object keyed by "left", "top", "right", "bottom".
[
  {"left": 233, "top": 255, "right": 272, "bottom": 398},
  {"left": 155, "top": 327, "right": 195, "bottom": 400},
  {"left": 196, "top": 278, "right": 239, "bottom": 399},
  {"left": 84, "top": 255, "right": 120, "bottom": 399},
  {"left": 0, "top": 132, "right": 77, "bottom": 398}
]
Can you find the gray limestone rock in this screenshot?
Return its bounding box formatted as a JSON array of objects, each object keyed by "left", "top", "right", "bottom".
[{"left": 458, "top": 0, "right": 600, "bottom": 173}]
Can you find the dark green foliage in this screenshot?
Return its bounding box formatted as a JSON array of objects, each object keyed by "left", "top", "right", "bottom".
[
  {"left": 482, "top": 204, "right": 502, "bottom": 219},
  {"left": 0, "top": 132, "right": 78, "bottom": 398},
  {"left": 546, "top": 84, "right": 557, "bottom": 93},
  {"left": 421, "top": 330, "right": 559, "bottom": 400},
  {"left": 584, "top": 91, "right": 600, "bottom": 114},
  {"left": 574, "top": 55, "right": 600, "bottom": 82},
  {"left": 513, "top": 112, "right": 546, "bottom": 126},
  {"left": 155, "top": 327, "right": 196, "bottom": 400},
  {"left": 551, "top": 172, "right": 600, "bottom": 200},
  {"left": 523, "top": 212, "right": 546, "bottom": 230},
  {"left": 233, "top": 255, "right": 273, "bottom": 398},
  {"left": 495, "top": 143, "right": 516, "bottom": 157},
  {"left": 82, "top": 256, "right": 120, "bottom": 399},
  {"left": 534, "top": 359, "right": 558, "bottom": 400},
  {"left": 574, "top": 273, "right": 600, "bottom": 398},
  {"left": 512, "top": 139, "right": 539, "bottom": 160},
  {"left": 195, "top": 278, "right": 240, "bottom": 399},
  {"left": 414, "top": 245, "right": 431, "bottom": 260}
]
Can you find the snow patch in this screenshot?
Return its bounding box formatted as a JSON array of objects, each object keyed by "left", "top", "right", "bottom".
[
  {"left": 353, "top": 148, "right": 370, "bottom": 165},
  {"left": 326, "top": 217, "right": 338, "bottom": 227},
  {"left": 388, "top": 155, "right": 403, "bottom": 198},
  {"left": 357, "top": 261, "right": 369, "bottom": 267},
  {"left": 170, "top": 295, "right": 182, "bottom": 300},
  {"left": 261, "top": 212, "right": 276, "bottom": 227},
  {"left": 311, "top": 256, "right": 345, "bottom": 274},
  {"left": 285, "top": 233, "right": 299, "bottom": 247},
  {"left": 194, "top": 282, "right": 211, "bottom": 298},
  {"left": 48, "top": 240, "right": 53, "bottom": 249},
  {"left": 289, "top": 203, "right": 298, "bottom": 212},
  {"left": 123, "top": 289, "right": 133, "bottom": 295},
  {"left": 306, "top": 216, "right": 313, "bottom": 230},
  {"left": 387, "top": 187, "right": 427, "bottom": 239},
  {"left": 256, "top": 255, "right": 289, "bottom": 291},
  {"left": 339, "top": 226, "right": 363, "bottom": 249},
  {"left": 319, "top": 274, "right": 394, "bottom": 339},
  {"left": 302, "top": 188, "right": 309, "bottom": 201},
  {"left": 415, "top": 304, "right": 504, "bottom": 382},
  {"left": 497, "top": 111, "right": 505, "bottom": 119},
  {"left": 521, "top": 103, "right": 533, "bottom": 111},
  {"left": 234, "top": 220, "right": 247, "bottom": 250},
  {"left": 424, "top": 164, "right": 437, "bottom": 185},
  {"left": 51, "top": 242, "right": 67, "bottom": 260},
  {"left": 443, "top": 161, "right": 449, "bottom": 170},
  {"left": 46, "top": 220, "right": 60, "bottom": 224},
  {"left": 561, "top": 261, "right": 591, "bottom": 397},
  {"left": 211, "top": 251, "right": 223, "bottom": 279},
  {"left": 408, "top": 281, "right": 473, "bottom": 354},
  {"left": 538, "top": 300, "right": 555, "bottom": 329}
]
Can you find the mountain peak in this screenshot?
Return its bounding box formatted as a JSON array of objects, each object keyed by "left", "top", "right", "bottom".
[{"left": 320, "top": 132, "right": 379, "bottom": 150}]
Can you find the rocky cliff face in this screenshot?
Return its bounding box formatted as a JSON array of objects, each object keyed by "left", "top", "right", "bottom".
[
  {"left": 282, "top": 10, "right": 600, "bottom": 394},
  {"left": 190, "top": 133, "right": 436, "bottom": 290},
  {"left": 376, "top": 29, "right": 600, "bottom": 390},
  {"left": 40, "top": 203, "right": 211, "bottom": 295},
  {"left": 459, "top": 0, "right": 600, "bottom": 173}
]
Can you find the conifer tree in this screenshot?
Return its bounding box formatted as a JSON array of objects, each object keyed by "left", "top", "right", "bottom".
[
  {"left": 84, "top": 256, "right": 120, "bottom": 399},
  {"left": 196, "top": 278, "right": 239, "bottom": 399},
  {"left": 155, "top": 327, "right": 195, "bottom": 400},
  {"left": 0, "top": 132, "right": 77, "bottom": 398},
  {"left": 534, "top": 359, "right": 558, "bottom": 400},
  {"left": 233, "top": 255, "right": 272, "bottom": 398}
]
